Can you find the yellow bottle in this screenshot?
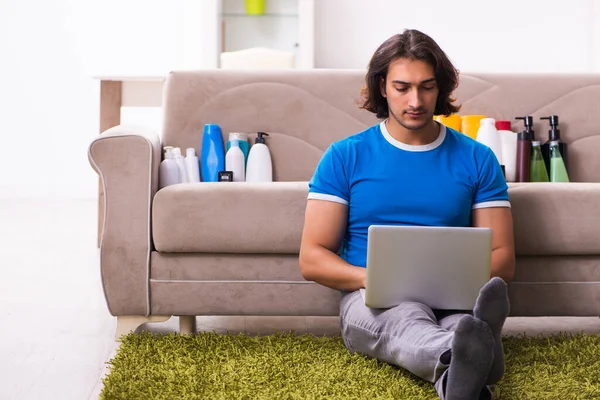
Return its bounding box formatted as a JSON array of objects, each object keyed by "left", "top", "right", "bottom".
[
  {"left": 245, "top": 0, "right": 266, "bottom": 15},
  {"left": 434, "top": 114, "right": 463, "bottom": 132},
  {"left": 461, "top": 115, "right": 486, "bottom": 140}
]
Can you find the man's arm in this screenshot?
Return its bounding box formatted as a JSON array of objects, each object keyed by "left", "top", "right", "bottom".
[
  {"left": 472, "top": 207, "right": 515, "bottom": 283},
  {"left": 299, "top": 199, "right": 366, "bottom": 291}
]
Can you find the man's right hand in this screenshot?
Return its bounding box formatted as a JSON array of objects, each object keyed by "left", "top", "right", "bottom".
[{"left": 299, "top": 199, "right": 366, "bottom": 291}]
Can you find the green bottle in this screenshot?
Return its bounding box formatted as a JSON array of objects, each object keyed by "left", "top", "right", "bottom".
[
  {"left": 530, "top": 141, "right": 549, "bottom": 182},
  {"left": 549, "top": 141, "right": 570, "bottom": 182}
]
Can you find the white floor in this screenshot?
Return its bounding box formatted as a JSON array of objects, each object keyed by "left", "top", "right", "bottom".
[{"left": 1, "top": 198, "right": 600, "bottom": 400}]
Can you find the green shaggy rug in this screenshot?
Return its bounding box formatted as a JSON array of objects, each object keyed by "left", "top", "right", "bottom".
[{"left": 101, "top": 331, "right": 600, "bottom": 400}]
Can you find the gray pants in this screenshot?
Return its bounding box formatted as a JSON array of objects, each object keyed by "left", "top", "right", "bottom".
[{"left": 340, "top": 290, "right": 470, "bottom": 398}]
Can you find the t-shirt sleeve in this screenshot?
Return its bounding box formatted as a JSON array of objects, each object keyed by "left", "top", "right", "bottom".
[
  {"left": 473, "top": 146, "right": 510, "bottom": 209},
  {"left": 307, "top": 144, "right": 349, "bottom": 205}
]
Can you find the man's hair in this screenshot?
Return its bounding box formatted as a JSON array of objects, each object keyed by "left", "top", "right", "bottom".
[{"left": 360, "top": 29, "right": 461, "bottom": 119}]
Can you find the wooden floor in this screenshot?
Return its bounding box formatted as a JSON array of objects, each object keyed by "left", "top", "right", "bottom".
[{"left": 1, "top": 198, "right": 600, "bottom": 400}]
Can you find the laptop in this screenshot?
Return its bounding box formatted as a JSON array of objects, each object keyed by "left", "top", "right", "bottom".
[{"left": 363, "top": 225, "right": 492, "bottom": 310}]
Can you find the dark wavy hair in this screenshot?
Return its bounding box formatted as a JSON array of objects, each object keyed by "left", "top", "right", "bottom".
[{"left": 360, "top": 29, "right": 461, "bottom": 119}]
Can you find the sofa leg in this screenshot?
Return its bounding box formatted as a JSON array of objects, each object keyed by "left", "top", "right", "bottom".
[
  {"left": 179, "top": 316, "right": 197, "bottom": 334},
  {"left": 115, "top": 315, "right": 171, "bottom": 340}
]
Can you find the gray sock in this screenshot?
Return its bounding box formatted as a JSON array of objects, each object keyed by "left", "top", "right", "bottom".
[
  {"left": 473, "top": 277, "right": 510, "bottom": 385},
  {"left": 445, "top": 315, "right": 494, "bottom": 400}
]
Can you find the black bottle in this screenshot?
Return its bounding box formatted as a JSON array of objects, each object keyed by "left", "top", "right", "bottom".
[
  {"left": 515, "top": 116, "right": 534, "bottom": 182},
  {"left": 540, "top": 116, "right": 567, "bottom": 175}
]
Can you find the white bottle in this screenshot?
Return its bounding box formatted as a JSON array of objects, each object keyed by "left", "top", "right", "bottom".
[
  {"left": 496, "top": 124, "right": 518, "bottom": 182},
  {"left": 172, "top": 147, "right": 189, "bottom": 183},
  {"left": 225, "top": 139, "right": 245, "bottom": 182},
  {"left": 245, "top": 132, "right": 273, "bottom": 182},
  {"left": 476, "top": 118, "right": 503, "bottom": 168},
  {"left": 185, "top": 148, "right": 201, "bottom": 183},
  {"left": 159, "top": 147, "right": 180, "bottom": 189}
]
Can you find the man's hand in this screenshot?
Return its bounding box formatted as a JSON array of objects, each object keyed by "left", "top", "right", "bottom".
[{"left": 472, "top": 207, "right": 515, "bottom": 283}]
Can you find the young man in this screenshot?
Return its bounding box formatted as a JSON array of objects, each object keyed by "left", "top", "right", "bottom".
[{"left": 299, "top": 29, "right": 515, "bottom": 400}]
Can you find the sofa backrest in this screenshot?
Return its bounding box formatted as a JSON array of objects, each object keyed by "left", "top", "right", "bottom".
[{"left": 161, "top": 70, "right": 600, "bottom": 182}]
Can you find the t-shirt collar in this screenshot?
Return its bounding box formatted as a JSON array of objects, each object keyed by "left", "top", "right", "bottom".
[{"left": 379, "top": 120, "right": 446, "bottom": 152}]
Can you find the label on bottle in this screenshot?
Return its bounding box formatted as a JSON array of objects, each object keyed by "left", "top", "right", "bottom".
[{"left": 218, "top": 171, "right": 234, "bottom": 182}]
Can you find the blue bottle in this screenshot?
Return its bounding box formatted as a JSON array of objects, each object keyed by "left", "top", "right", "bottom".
[{"left": 201, "top": 124, "right": 225, "bottom": 182}]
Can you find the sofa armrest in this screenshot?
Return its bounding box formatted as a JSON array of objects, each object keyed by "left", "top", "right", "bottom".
[{"left": 88, "top": 125, "right": 161, "bottom": 316}]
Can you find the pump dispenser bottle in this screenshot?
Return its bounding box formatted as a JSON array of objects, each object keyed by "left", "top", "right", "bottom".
[
  {"left": 515, "top": 116, "right": 534, "bottom": 182},
  {"left": 530, "top": 141, "right": 549, "bottom": 182},
  {"left": 549, "top": 141, "right": 570, "bottom": 182},
  {"left": 246, "top": 132, "right": 273, "bottom": 182},
  {"left": 540, "top": 115, "right": 567, "bottom": 176}
]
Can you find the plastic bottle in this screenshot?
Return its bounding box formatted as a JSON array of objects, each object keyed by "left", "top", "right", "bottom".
[
  {"left": 549, "top": 141, "right": 570, "bottom": 182},
  {"left": 159, "top": 146, "right": 180, "bottom": 189},
  {"left": 461, "top": 115, "right": 486, "bottom": 140},
  {"left": 540, "top": 116, "right": 568, "bottom": 176},
  {"left": 495, "top": 120, "right": 518, "bottom": 182},
  {"left": 246, "top": 132, "right": 273, "bottom": 182},
  {"left": 476, "top": 118, "right": 503, "bottom": 173},
  {"left": 245, "top": 0, "right": 265, "bottom": 15},
  {"left": 515, "top": 116, "right": 535, "bottom": 182},
  {"left": 434, "top": 114, "right": 462, "bottom": 132},
  {"left": 172, "top": 147, "right": 189, "bottom": 183},
  {"left": 185, "top": 148, "right": 200, "bottom": 183},
  {"left": 225, "top": 140, "right": 246, "bottom": 182},
  {"left": 201, "top": 124, "right": 226, "bottom": 182},
  {"left": 226, "top": 133, "right": 250, "bottom": 166},
  {"left": 530, "top": 141, "right": 549, "bottom": 182}
]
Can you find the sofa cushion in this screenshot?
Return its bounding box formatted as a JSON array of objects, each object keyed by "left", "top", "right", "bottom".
[
  {"left": 153, "top": 181, "right": 600, "bottom": 255},
  {"left": 510, "top": 183, "right": 600, "bottom": 255},
  {"left": 153, "top": 182, "right": 308, "bottom": 253}
]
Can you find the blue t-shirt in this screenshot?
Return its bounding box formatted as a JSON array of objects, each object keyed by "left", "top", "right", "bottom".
[{"left": 308, "top": 121, "right": 510, "bottom": 268}]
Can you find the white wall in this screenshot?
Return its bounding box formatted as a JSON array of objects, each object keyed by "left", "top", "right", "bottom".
[
  {"left": 0, "top": 0, "right": 192, "bottom": 200},
  {"left": 315, "top": 0, "right": 599, "bottom": 73},
  {"left": 594, "top": 0, "right": 600, "bottom": 71}
]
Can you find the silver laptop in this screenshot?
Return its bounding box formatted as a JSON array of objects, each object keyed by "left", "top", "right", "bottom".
[{"left": 363, "top": 225, "right": 492, "bottom": 310}]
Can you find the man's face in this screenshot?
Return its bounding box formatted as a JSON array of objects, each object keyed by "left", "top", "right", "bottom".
[{"left": 381, "top": 58, "right": 439, "bottom": 131}]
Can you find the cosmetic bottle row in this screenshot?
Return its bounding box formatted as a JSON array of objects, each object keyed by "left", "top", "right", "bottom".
[{"left": 159, "top": 124, "right": 273, "bottom": 189}]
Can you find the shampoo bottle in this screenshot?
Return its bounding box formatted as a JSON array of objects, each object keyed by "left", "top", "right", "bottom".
[
  {"left": 495, "top": 120, "right": 518, "bottom": 182},
  {"left": 476, "top": 118, "right": 504, "bottom": 174},
  {"left": 225, "top": 139, "right": 245, "bottom": 182},
  {"left": 159, "top": 146, "right": 180, "bottom": 189},
  {"left": 245, "top": 132, "right": 273, "bottom": 182},
  {"left": 227, "top": 132, "right": 250, "bottom": 166},
  {"left": 515, "top": 116, "right": 534, "bottom": 182},
  {"left": 530, "top": 141, "right": 549, "bottom": 182},
  {"left": 172, "top": 147, "right": 189, "bottom": 183},
  {"left": 185, "top": 148, "right": 201, "bottom": 183},
  {"left": 201, "top": 124, "right": 226, "bottom": 182},
  {"left": 549, "top": 141, "right": 570, "bottom": 182},
  {"left": 540, "top": 116, "right": 567, "bottom": 176}
]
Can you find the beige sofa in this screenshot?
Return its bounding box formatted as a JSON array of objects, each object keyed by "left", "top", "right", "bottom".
[{"left": 88, "top": 70, "right": 600, "bottom": 338}]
